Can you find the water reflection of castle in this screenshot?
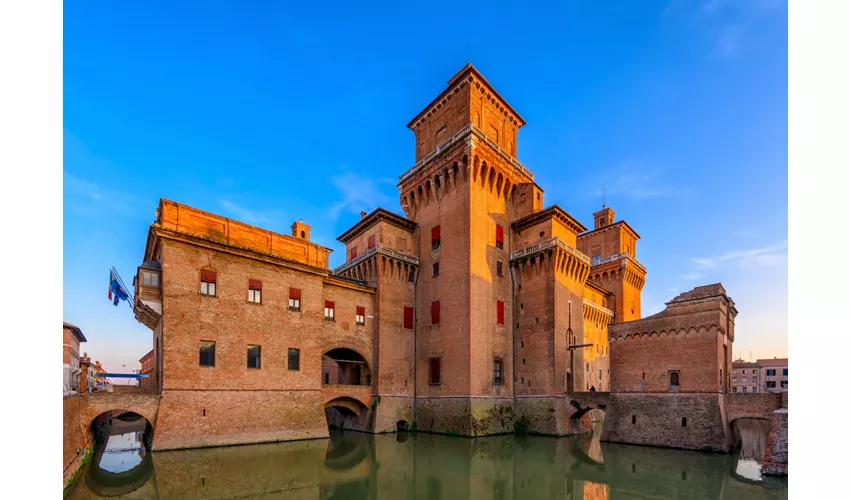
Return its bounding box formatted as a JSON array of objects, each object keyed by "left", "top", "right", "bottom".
[{"left": 69, "top": 423, "right": 787, "bottom": 500}]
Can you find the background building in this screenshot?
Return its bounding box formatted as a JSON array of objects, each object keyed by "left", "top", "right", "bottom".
[
  {"left": 758, "top": 357, "right": 788, "bottom": 393},
  {"left": 732, "top": 360, "right": 761, "bottom": 394},
  {"left": 139, "top": 350, "right": 154, "bottom": 386},
  {"left": 62, "top": 322, "right": 86, "bottom": 395}
]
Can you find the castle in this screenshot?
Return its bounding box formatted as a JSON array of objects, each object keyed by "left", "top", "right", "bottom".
[{"left": 130, "top": 65, "right": 757, "bottom": 453}]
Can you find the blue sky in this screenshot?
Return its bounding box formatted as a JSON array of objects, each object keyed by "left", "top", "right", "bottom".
[{"left": 64, "top": 0, "right": 787, "bottom": 374}]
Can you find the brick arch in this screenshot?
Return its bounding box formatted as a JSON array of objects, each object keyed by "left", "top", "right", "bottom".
[
  {"left": 325, "top": 396, "right": 369, "bottom": 416},
  {"left": 322, "top": 345, "right": 372, "bottom": 371},
  {"left": 79, "top": 393, "right": 160, "bottom": 433}
]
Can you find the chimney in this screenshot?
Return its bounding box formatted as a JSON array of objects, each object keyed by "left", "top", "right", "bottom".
[{"left": 360, "top": 211, "right": 368, "bottom": 219}]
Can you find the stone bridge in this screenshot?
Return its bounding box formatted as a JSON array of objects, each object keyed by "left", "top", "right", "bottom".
[
  {"left": 566, "top": 391, "right": 610, "bottom": 419},
  {"left": 78, "top": 390, "right": 161, "bottom": 431},
  {"left": 724, "top": 392, "right": 784, "bottom": 424}
]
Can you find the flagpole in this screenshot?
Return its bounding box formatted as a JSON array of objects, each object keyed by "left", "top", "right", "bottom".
[{"left": 111, "top": 266, "right": 135, "bottom": 311}]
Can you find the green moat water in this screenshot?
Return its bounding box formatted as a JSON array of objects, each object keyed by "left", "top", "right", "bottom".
[{"left": 68, "top": 419, "right": 786, "bottom": 499}]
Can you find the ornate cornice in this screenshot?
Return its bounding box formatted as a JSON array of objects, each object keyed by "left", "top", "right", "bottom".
[
  {"left": 512, "top": 204, "right": 588, "bottom": 234},
  {"left": 336, "top": 208, "right": 417, "bottom": 244},
  {"left": 578, "top": 220, "right": 641, "bottom": 241},
  {"left": 609, "top": 324, "right": 721, "bottom": 341}
]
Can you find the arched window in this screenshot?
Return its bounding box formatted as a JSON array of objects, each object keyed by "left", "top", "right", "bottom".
[{"left": 670, "top": 372, "right": 680, "bottom": 387}]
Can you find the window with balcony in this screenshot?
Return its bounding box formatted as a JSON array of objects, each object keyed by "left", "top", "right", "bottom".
[
  {"left": 248, "top": 279, "right": 262, "bottom": 303},
  {"left": 199, "top": 341, "right": 215, "bottom": 367},
  {"left": 356, "top": 306, "right": 365, "bottom": 325},
  {"left": 247, "top": 345, "right": 261, "bottom": 369},
  {"left": 324, "top": 301, "right": 335, "bottom": 321},
  {"left": 431, "top": 226, "right": 441, "bottom": 251},
  {"left": 289, "top": 288, "right": 301, "bottom": 311},
  {"left": 200, "top": 270, "right": 216, "bottom": 296}
]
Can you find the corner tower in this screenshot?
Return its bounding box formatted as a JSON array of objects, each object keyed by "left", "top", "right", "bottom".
[
  {"left": 398, "top": 64, "right": 535, "bottom": 435},
  {"left": 577, "top": 204, "right": 646, "bottom": 322}
]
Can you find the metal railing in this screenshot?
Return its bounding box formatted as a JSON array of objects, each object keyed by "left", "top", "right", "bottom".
[
  {"left": 333, "top": 243, "right": 420, "bottom": 275},
  {"left": 509, "top": 237, "right": 590, "bottom": 265},
  {"left": 590, "top": 252, "right": 647, "bottom": 272},
  {"left": 398, "top": 123, "right": 534, "bottom": 184}
]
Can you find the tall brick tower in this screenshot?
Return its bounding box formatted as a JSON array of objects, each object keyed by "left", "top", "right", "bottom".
[
  {"left": 577, "top": 204, "right": 646, "bottom": 323},
  {"left": 398, "top": 64, "right": 533, "bottom": 435}
]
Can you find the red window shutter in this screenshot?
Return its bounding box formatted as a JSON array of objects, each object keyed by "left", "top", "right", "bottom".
[
  {"left": 431, "top": 301, "right": 440, "bottom": 325},
  {"left": 430, "top": 358, "right": 441, "bottom": 384},
  {"left": 431, "top": 225, "right": 440, "bottom": 242},
  {"left": 351, "top": 247, "right": 358, "bottom": 259},
  {"left": 325, "top": 300, "right": 334, "bottom": 309},
  {"left": 497, "top": 300, "right": 505, "bottom": 325},
  {"left": 403, "top": 306, "right": 414, "bottom": 329},
  {"left": 248, "top": 279, "right": 262, "bottom": 291},
  {"left": 368, "top": 235, "right": 376, "bottom": 248},
  {"left": 496, "top": 224, "right": 504, "bottom": 245},
  {"left": 289, "top": 288, "right": 301, "bottom": 300},
  {"left": 356, "top": 306, "right": 365, "bottom": 316},
  {"left": 201, "top": 270, "right": 217, "bottom": 282}
]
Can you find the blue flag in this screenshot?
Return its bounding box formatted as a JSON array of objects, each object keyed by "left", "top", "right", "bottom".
[{"left": 110, "top": 271, "right": 129, "bottom": 306}]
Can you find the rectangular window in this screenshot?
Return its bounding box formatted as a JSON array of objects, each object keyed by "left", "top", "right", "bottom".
[
  {"left": 767, "top": 369, "right": 776, "bottom": 376},
  {"left": 781, "top": 380, "right": 787, "bottom": 388},
  {"left": 429, "top": 357, "right": 441, "bottom": 385},
  {"left": 403, "top": 306, "right": 414, "bottom": 329},
  {"left": 143, "top": 272, "right": 159, "bottom": 287},
  {"left": 495, "top": 224, "right": 504, "bottom": 250},
  {"left": 733, "top": 369, "right": 738, "bottom": 374},
  {"left": 743, "top": 377, "right": 748, "bottom": 383},
  {"left": 767, "top": 381, "right": 776, "bottom": 388},
  {"left": 742, "top": 387, "right": 747, "bottom": 393},
  {"left": 288, "top": 348, "right": 300, "bottom": 371},
  {"left": 199, "top": 341, "right": 215, "bottom": 367},
  {"left": 430, "top": 300, "right": 440, "bottom": 325},
  {"left": 732, "top": 377, "right": 737, "bottom": 383},
  {"left": 753, "top": 387, "right": 759, "bottom": 393},
  {"left": 432, "top": 262, "right": 439, "bottom": 277},
  {"left": 356, "top": 306, "right": 365, "bottom": 325},
  {"left": 324, "top": 300, "right": 335, "bottom": 321},
  {"left": 496, "top": 300, "right": 505, "bottom": 325},
  {"left": 496, "top": 261, "right": 503, "bottom": 277},
  {"left": 783, "top": 368, "right": 788, "bottom": 376},
  {"left": 733, "top": 387, "right": 738, "bottom": 393},
  {"left": 742, "top": 370, "right": 747, "bottom": 374},
  {"left": 350, "top": 247, "right": 358, "bottom": 259},
  {"left": 200, "top": 270, "right": 217, "bottom": 296},
  {"left": 248, "top": 279, "right": 262, "bottom": 303},
  {"left": 247, "top": 345, "right": 261, "bottom": 369},
  {"left": 753, "top": 377, "right": 758, "bottom": 383},
  {"left": 289, "top": 288, "right": 302, "bottom": 311},
  {"left": 368, "top": 235, "right": 376, "bottom": 248},
  {"left": 493, "top": 358, "right": 503, "bottom": 385},
  {"left": 431, "top": 225, "right": 441, "bottom": 251}
]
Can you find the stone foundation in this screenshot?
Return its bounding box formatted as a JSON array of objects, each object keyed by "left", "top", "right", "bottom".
[
  {"left": 152, "top": 389, "right": 329, "bottom": 450},
  {"left": 515, "top": 396, "right": 593, "bottom": 436},
  {"left": 414, "top": 397, "right": 514, "bottom": 436},
  {"left": 601, "top": 393, "right": 732, "bottom": 451},
  {"left": 762, "top": 409, "right": 788, "bottom": 475},
  {"left": 372, "top": 395, "right": 414, "bottom": 433}
]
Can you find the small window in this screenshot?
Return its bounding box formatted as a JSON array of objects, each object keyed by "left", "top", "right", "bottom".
[
  {"left": 682, "top": 417, "right": 687, "bottom": 427},
  {"left": 539, "top": 231, "right": 544, "bottom": 238},
  {"left": 289, "top": 288, "right": 302, "bottom": 311},
  {"left": 632, "top": 415, "right": 637, "bottom": 425},
  {"left": 495, "top": 224, "right": 504, "bottom": 250},
  {"left": 599, "top": 369, "right": 602, "bottom": 380},
  {"left": 199, "top": 341, "right": 215, "bottom": 367},
  {"left": 783, "top": 368, "right": 788, "bottom": 376},
  {"left": 200, "top": 270, "right": 217, "bottom": 296},
  {"left": 493, "top": 358, "right": 503, "bottom": 385},
  {"left": 753, "top": 386, "right": 759, "bottom": 392},
  {"left": 429, "top": 357, "right": 441, "bottom": 385},
  {"left": 781, "top": 380, "right": 787, "bottom": 388},
  {"left": 496, "top": 300, "right": 505, "bottom": 325},
  {"left": 324, "top": 300, "right": 335, "bottom": 321},
  {"left": 408, "top": 270, "right": 415, "bottom": 283},
  {"left": 143, "top": 271, "right": 159, "bottom": 287},
  {"left": 431, "top": 300, "right": 440, "bottom": 325},
  {"left": 368, "top": 235, "right": 376, "bottom": 248},
  {"left": 288, "top": 348, "right": 300, "bottom": 371},
  {"left": 248, "top": 279, "right": 262, "bottom": 303},
  {"left": 767, "top": 369, "right": 776, "bottom": 376},
  {"left": 586, "top": 363, "right": 589, "bottom": 372},
  {"left": 733, "top": 369, "right": 738, "bottom": 374},
  {"left": 733, "top": 387, "right": 738, "bottom": 393},
  {"left": 732, "top": 377, "right": 737, "bottom": 383},
  {"left": 767, "top": 381, "right": 776, "bottom": 388},
  {"left": 742, "top": 387, "right": 748, "bottom": 393},
  {"left": 670, "top": 372, "right": 680, "bottom": 387},
  {"left": 431, "top": 226, "right": 441, "bottom": 251},
  {"left": 356, "top": 306, "right": 366, "bottom": 325},
  {"left": 300, "top": 230, "right": 306, "bottom": 238},
  {"left": 403, "top": 306, "right": 414, "bottom": 329},
  {"left": 350, "top": 247, "right": 358, "bottom": 260},
  {"left": 247, "top": 345, "right": 261, "bottom": 369},
  {"left": 433, "top": 262, "right": 440, "bottom": 277},
  {"left": 496, "top": 261, "right": 503, "bottom": 277}
]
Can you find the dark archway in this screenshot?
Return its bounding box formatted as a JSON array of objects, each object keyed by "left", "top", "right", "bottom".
[
  {"left": 323, "top": 348, "right": 371, "bottom": 386},
  {"left": 83, "top": 411, "right": 154, "bottom": 497},
  {"left": 325, "top": 397, "right": 369, "bottom": 432}
]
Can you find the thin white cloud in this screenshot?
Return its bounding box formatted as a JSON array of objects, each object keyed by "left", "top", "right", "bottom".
[
  {"left": 691, "top": 241, "right": 787, "bottom": 270},
  {"left": 683, "top": 272, "right": 703, "bottom": 280},
  {"left": 590, "top": 163, "right": 687, "bottom": 201},
  {"left": 711, "top": 24, "right": 745, "bottom": 58},
  {"left": 702, "top": 0, "right": 730, "bottom": 14},
  {"left": 63, "top": 171, "right": 149, "bottom": 219},
  {"left": 328, "top": 173, "right": 391, "bottom": 220},
  {"left": 219, "top": 200, "right": 283, "bottom": 226}
]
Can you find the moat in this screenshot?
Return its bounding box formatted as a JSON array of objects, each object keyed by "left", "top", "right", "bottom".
[{"left": 67, "top": 419, "right": 786, "bottom": 499}]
